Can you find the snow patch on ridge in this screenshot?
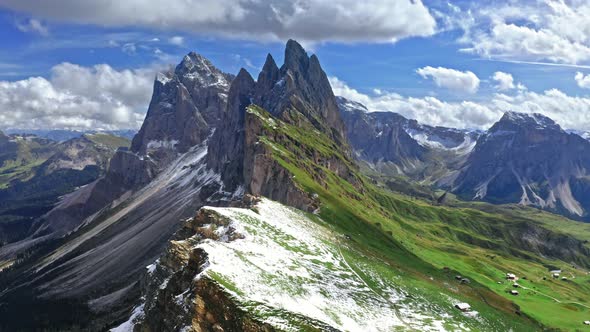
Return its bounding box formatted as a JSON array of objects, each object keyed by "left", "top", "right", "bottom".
[
  {"left": 147, "top": 139, "right": 179, "bottom": 150},
  {"left": 191, "top": 199, "right": 478, "bottom": 331},
  {"left": 110, "top": 303, "right": 145, "bottom": 332}
]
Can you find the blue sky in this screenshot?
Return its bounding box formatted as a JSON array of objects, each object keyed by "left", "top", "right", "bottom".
[{"left": 1, "top": 0, "right": 590, "bottom": 131}]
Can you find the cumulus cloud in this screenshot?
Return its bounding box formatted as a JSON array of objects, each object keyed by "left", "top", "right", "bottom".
[
  {"left": 330, "top": 76, "right": 590, "bottom": 131},
  {"left": 492, "top": 71, "right": 514, "bottom": 90},
  {"left": 15, "top": 18, "right": 48, "bottom": 36},
  {"left": 0, "top": 0, "right": 437, "bottom": 44},
  {"left": 121, "top": 43, "right": 137, "bottom": 55},
  {"left": 168, "top": 36, "right": 184, "bottom": 45},
  {"left": 416, "top": 66, "right": 480, "bottom": 93},
  {"left": 330, "top": 77, "right": 498, "bottom": 129},
  {"left": 0, "top": 63, "right": 156, "bottom": 130},
  {"left": 575, "top": 72, "right": 590, "bottom": 89},
  {"left": 454, "top": 1, "right": 590, "bottom": 65}
]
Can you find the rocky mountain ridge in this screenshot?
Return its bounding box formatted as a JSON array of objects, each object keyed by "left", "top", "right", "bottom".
[
  {"left": 0, "top": 133, "right": 128, "bottom": 247},
  {"left": 207, "top": 40, "right": 352, "bottom": 209},
  {"left": 338, "top": 96, "right": 477, "bottom": 182},
  {"left": 3, "top": 40, "right": 590, "bottom": 332},
  {"left": 339, "top": 97, "right": 590, "bottom": 220},
  {"left": 452, "top": 111, "right": 590, "bottom": 219}
]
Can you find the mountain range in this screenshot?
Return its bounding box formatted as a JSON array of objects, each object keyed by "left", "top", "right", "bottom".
[
  {"left": 0, "top": 132, "right": 129, "bottom": 246},
  {"left": 341, "top": 97, "right": 590, "bottom": 221},
  {"left": 2, "top": 41, "right": 590, "bottom": 331}
]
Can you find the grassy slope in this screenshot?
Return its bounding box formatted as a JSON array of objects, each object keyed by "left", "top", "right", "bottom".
[
  {"left": 0, "top": 134, "right": 129, "bottom": 245},
  {"left": 248, "top": 105, "right": 590, "bottom": 331},
  {"left": 83, "top": 133, "right": 130, "bottom": 150},
  {"left": 200, "top": 200, "right": 527, "bottom": 331},
  {"left": 0, "top": 139, "right": 55, "bottom": 189}
]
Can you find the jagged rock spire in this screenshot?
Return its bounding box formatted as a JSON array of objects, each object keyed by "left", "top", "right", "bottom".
[
  {"left": 256, "top": 53, "right": 280, "bottom": 97},
  {"left": 207, "top": 39, "right": 349, "bottom": 192},
  {"left": 131, "top": 51, "right": 232, "bottom": 157}
]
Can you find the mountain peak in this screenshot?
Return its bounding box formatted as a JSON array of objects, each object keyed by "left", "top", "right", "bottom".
[
  {"left": 260, "top": 53, "right": 279, "bottom": 77},
  {"left": 176, "top": 52, "right": 209, "bottom": 72},
  {"left": 173, "top": 51, "right": 230, "bottom": 87},
  {"left": 132, "top": 52, "right": 231, "bottom": 155},
  {"left": 283, "top": 39, "right": 309, "bottom": 73},
  {"left": 495, "top": 111, "right": 561, "bottom": 131},
  {"left": 235, "top": 67, "right": 255, "bottom": 83},
  {"left": 336, "top": 96, "right": 369, "bottom": 113}
]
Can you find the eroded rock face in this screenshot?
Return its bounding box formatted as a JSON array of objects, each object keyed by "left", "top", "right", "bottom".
[
  {"left": 337, "top": 96, "right": 478, "bottom": 180},
  {"left": 207, "top": 69, "right": 256, "bottom": 191},
  {"left": 453, "top": 111, "right": 590, "bottom": 219},
  {"left": 207, "top": 40, "right": 349, "bottom": 211},
  {"left": 132, "top": 52, "right": 233, "bottom": 155},
  {"left": 242, "top": 111, "right": 317, "bottom": 212},
  {"left": 28, "top": 52, "right": 233, "bottom": 243}
]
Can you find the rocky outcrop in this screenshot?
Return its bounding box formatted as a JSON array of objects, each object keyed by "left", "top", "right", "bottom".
[
  {"left": 256, "top": 40, "right": 346, "bottom": 144},
  {"left": 0, "top": 52, "right": 232, "bottom": 269},
  {"left": 242, "top": 108, "right": 318, "bottom": 212},
  {"left": 207, "top": 69, "right": 256, "bottom": 191},
  {"left": 135, "top": 203, "right": 278, "bottom": 332},
  {"left": 24, "top": 52, "right": 233, "bottom": 241}
]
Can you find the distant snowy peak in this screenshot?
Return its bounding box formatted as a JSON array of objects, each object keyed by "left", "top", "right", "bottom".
[
  {"left": 405, "top": 126, "right": 479, "bottom": 153},
  {"left": 336, "top": 96, "right": 368, "bottom": 113},
  {"left": 336, "top": 96, "right": 478, "bottom": 152}
]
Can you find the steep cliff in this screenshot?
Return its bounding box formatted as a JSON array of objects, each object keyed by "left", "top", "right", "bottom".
[{"left": 207, "top": 40, "right": 351, "bottom": 210}]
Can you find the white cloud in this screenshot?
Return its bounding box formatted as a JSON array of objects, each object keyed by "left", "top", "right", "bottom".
[
  {"left": 454, "top": 1, "right": 590, "bottom": 64},
  {"left": 330, "top": 76, "right": 590, "bottom": 131},
  {"left": 330, "top": 76, "right": 498, "bottom": 129},
  {"left": 168, "top": 36, "right": 184, "bottom": 45},
  {"left": 0, "top": 63, "right": 156, "bottom": 130},
  {"left": 416, "top": 66, "right": 480, "bottom": 93},
  {"left": 0, "top": 0, "right": 437, "bottom": 43},
  {"left": 15, "top": 18, "right": 49, "bottom": 36},
  {"left": 575, "top": 72, "right": 590, "bottom": 89},
  {"left": 492, "top": 71, "right": 514, "bottom": 91},
  {"left": 121, "top": 43, "right": 137, "bottom": 55}
]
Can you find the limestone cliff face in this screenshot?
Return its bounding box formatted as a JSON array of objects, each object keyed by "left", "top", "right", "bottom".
[
  {"left": 255, "top": 40, "right": 346, "bottom": 144},
  {"left": 19, "top": 53, "right": 233, "bottom": 245},
  {"left": 207, "top": 40, "right": 349, "bottom": 211},
  {"left": 242, "top": 109, "right": 317, "bottom": 212},
  {"left": 207, "top": 69, "right": 256, "bottom": 191},
  {"left": 132, "top": 52, "right": 233, "bottom": 155}
]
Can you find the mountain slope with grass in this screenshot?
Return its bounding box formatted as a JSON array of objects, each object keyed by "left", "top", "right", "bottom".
[
  {"left": 0, "top": 133, "right": 129, "bottom": 247},
  {"left": 77, "top": 41, "right": 590, "bottom": 331},
  {"left": 127, "top": 101, "right": 590, "bottom": 331},
  {"left": 3, "top": 41, "right": 590, "bottom": 332}
]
